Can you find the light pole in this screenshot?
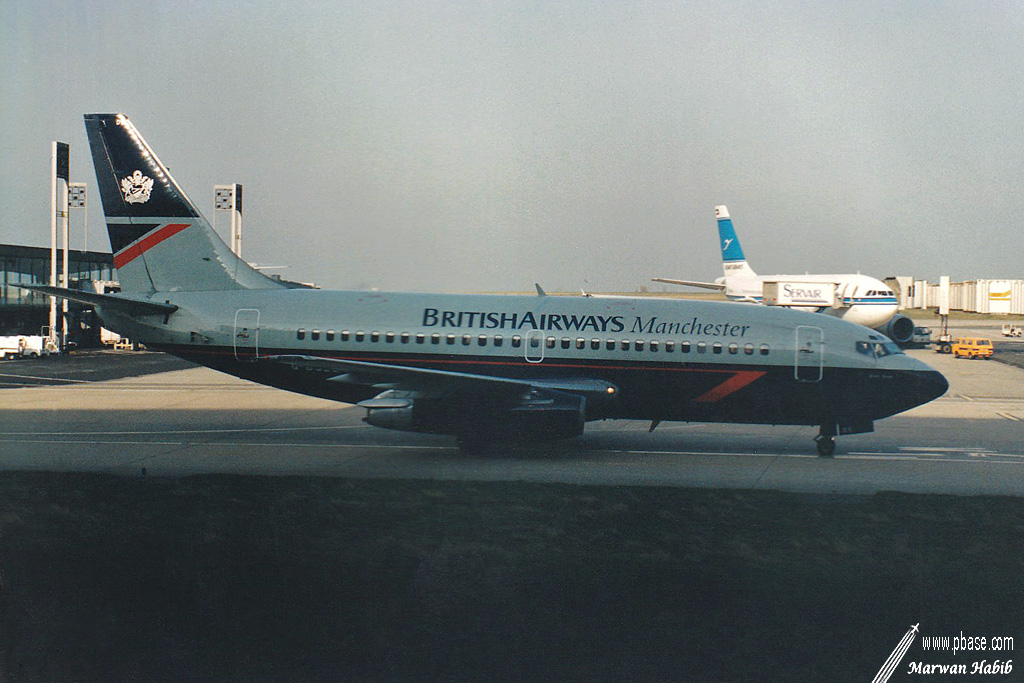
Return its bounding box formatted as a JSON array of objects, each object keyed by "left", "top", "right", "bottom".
[{"left": 214, "top": 184, "right": 243, "bottom": 256}]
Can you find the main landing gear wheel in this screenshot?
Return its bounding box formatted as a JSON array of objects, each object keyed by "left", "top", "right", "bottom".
[
  {"left": 814, "top": 425, "right": 837, "bottom": 457},
  {"left": 815, "top": 436, "right": 836, "bottom": 457}
]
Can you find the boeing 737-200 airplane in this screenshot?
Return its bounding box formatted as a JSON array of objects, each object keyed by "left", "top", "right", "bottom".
[
  {"left": 654, "top": 206, "right": 916, "bottom": 344},
  {"left": 26, "top": 115, "right": 947, "bottom": 456}
]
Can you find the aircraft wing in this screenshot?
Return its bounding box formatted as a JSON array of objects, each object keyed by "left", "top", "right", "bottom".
[
  {"left": 651, "top": 278, "right": 726, "bottom": 291},
  {"left": 263, "top": 355, "right": 618, "bottom": 400},
  {"left": 18, "top": 284, "right": 179, "bottom": 316}
]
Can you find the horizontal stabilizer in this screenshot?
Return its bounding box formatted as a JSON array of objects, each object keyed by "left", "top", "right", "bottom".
[
  {"left": 652, "top": 278, "right": 727, "bottom": 291},
  {"left": 18, "top": 284, "right": 178, "bottom": 316}
]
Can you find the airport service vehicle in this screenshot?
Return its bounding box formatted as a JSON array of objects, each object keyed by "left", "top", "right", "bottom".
[
  {"left": 654, "top": 206, "right": 916, "bottom": 345},
  {"left": 935, "top": 332, "right": 954, "bottom": 354},
  {"left": 909, "top": 326, "right": 932, "bottom": 348},
  {"left": 1002, "top": 323, "right": 1022, "bottom": 338},
  {"left": 951, "top": 338, "right": 993, "bottom": 360},
  {"left": 0, "top": 336, "right": 26, "bottom": 360},
  {"left": 19, "top": 335, "right": 58, "bottom": 358},
  {"left": 25, "top": 114, "right": 948, "bottom": 456},
  {"left": 100, "top": 327, "right": 136, "bottom": 350},
  {"left": 0, "top": 335, "right": 57, "bottom": 359}
]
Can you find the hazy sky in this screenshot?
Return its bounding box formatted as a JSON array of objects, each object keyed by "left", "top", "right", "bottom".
[{"left": 3, "top": 1, "right": 1023, "bottom": 291}]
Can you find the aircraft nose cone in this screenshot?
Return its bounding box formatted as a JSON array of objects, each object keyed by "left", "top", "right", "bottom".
[
  {"left": 917, "top": 369, "right": 949, "bottom": 405},
  {"left": 894, "top": 368, "right": 948, "bottom": 414},
  {"left": 880, "top": 366, "right": 948, "bottom": 418}
]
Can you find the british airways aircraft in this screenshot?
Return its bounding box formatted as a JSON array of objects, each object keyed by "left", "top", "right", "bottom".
[
  {"left": 654, "top": 206, "right": 916, "bottom": 344},
  {"left": 27, "top": 115, "right": 946, "bottom": 456}
]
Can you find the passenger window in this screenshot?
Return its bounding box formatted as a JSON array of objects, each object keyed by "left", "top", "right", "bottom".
[
  {"left": 401, "top": 332, "right": 409, "bottom": 343},
  {"left": 620, "top": 340, "right": 630, "bottom": 351},
  {"left": 650, "top": 340, "right": 659, "bottom": 352},
  {"left": 447, "top": 334, "right": 456, "bottom": 345},
  {"left": 634, "top": 340, "right": 644, "bottom": 351},
  {"left": 512, "top": 335, "right": 522, "bottom": 348},
  {"left": 326, "top": 330, "right": 335, "bottom": 341},
  {"left": 681, "top": 341, "right": 691, "bottom": 353},
  {"left": 728, "top": 343, "right": 738, "bottom": 354},
  {"left": 530, "top": 336, "right": 541, "bottom": 349},
  {"left": 354, "top": 331, "right": 364, "bottom": 342},
  {"left": 311, "top": 329, "right": 320, "bottom": 341},
  {"left": 760, "top": 344, "right": 770, "bottom": 356},
  {"left": 415, "top": 333, "right": 425, "bottom": 344},
  {"left": 494, "top": 335, "right": 503, "bottom": 347},
  {"left": 341, "top": 330, "right": 350, "bottom": 341},
  {"left": 576, "top": 338, "right": 586, "bottom": 350},
  {"left": 545, "top": 337, "right": 556, "bottom": 349},
  {"left": 591, "top": 339, "right": 600, "bottom": 350},
  {"left": 697, "top": 342, "right": 707, "bottom": 354},
  {"left": 478, "top": 335, "right": 488, "bottom": 346},
  {"left": 463, "top": 334, "right": 472, "bottom": 346},
  {"left": 370, "top": 331, "right": 380, "bottom": 343},
  {"left": 606, "top": 339, "right": 616, "bottom": 350},
  {"left": 561, "top": 338, "right": 571, "bottom": 350},
  {"left": 712, "top": 343, "right": 722, "bottom": 354},
  {"left": 744, "top": 343, "right": 754, "bottom": 355},
  {"left": 386, "top": 332, "right": 395, "bottom": 343},
  {"left": 431, "top": 333, "right": 440, "bottom": 344},
  {"left": 665, "top": 341, "right": 675, "bottom": 352},
  {"left": 296, "top": 328, "right": 306, "bottom": 340}
]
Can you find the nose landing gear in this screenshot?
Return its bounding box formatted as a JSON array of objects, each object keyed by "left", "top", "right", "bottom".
[{"left": 814, "top": 421, "right": 872, "bottom": 457}]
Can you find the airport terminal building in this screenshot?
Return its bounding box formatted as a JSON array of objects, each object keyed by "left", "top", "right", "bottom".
[{"left": 0, "top": 243, "right": 114, "bottom": 341}]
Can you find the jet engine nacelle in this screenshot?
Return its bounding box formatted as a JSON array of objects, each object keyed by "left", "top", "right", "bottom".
[
  {"left": 875, "top": 314, "right": 915, "bottom": 346},
  {"left": 363, "top": 389, "right": 587, "bottom": 444}
]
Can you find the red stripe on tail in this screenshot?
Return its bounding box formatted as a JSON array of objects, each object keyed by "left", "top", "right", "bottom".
[{"left": 113, "top": 223, "right": 190, "bottom": 269}]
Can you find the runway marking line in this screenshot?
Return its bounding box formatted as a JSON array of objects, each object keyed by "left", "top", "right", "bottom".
[
  {"left": 0, "top": 373, "right": 92, "bottom": 384},
  {"left": 0, "top": 425, "right": 366, "bottom": 437},
  {"left": 0, "top": 438, "right": 453, "bottom": 451},
  {"left": 899, "top": 446, "right": 993, "bottom": 453}
]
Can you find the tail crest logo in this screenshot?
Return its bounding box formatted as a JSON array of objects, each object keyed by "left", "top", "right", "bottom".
[{"left": 121, "top": 170, "right": 154, "bottom": 204}]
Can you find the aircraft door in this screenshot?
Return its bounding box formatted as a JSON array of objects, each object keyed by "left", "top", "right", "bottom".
[
  {"left": 794, "top": 325, "right": 823, "bottom": 382},
  {"left": 524, "top": 328, "right": 545, "bottom": 363},
  {"left": 233, "top": 309, "right": 260, "bottom": 360}
]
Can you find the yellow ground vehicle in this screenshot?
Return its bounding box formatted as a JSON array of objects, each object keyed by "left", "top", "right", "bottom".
[{"left": 951, "top": 337, "right": 993, "bottom": 359}]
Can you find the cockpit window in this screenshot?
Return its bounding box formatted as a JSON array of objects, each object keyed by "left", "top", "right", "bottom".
[{"left": 856, "top": 340, "right": 904, "bottom": 358}]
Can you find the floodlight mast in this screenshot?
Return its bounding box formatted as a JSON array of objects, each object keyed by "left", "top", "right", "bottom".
[
  {"left": 50, "top": 142, "right": 69, "bottom": 348},
  {"left": 214, "top": 183, "right": 243, "bottom": 257}
]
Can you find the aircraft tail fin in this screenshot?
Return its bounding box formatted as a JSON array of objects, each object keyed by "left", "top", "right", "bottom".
[
  {"left": 84, "top": 114, "right": 283, "bottom": 293},
  {"left": 715, "top": 205, "right": 757, "bottom": 278}
]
